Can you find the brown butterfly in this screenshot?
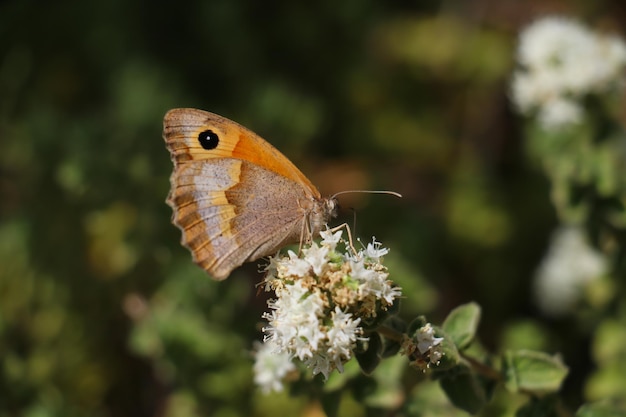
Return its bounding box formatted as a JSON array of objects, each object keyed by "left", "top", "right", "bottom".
[{"left": 163, "top": 108, "right": 337, "bottom": 280}]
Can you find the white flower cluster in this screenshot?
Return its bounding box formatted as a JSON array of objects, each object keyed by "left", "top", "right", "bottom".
[
  {"left": 415, "top": 323, "right": 444, "bottom": 364},
  {"left": 511, "top": 16, "right": 626, "bottom": 129},
  {"left": 253, "top": 230, "right": 401, "bottom": 392},
  {"left": 403, "top": 322, "right": 444, "bottom": 370},
  {"left": 534, "top": 225, "right": 607, "bottom": 316}
]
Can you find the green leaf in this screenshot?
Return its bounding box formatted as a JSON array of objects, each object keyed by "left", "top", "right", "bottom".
[
  {"left": 355, "top": 332, "right": 382, "bottom": 375},
  {"left": 439, "top": 364, "right": 487, "bottom": 414},
  {"left": 503, "top": 350, "right": 569, "bottom": 393},
  {"left": 435, "top": 335, "right": 462, "bottom": 371},
  {"left": 442, "top": 302, "right": 481, "bottom": 350},
  {"left": 351, "top": 374, "right": 377, "bottom": 401},
  {"left": 325, "top": 358, "right": 361, "bottom": 392},
  {"left": 516, "top": 396, "right": 559, "bottom": 417},
  {"left": 381, "top": 338, "right": 401, "bottom": 358},
  {"left": 364, "top": 355, "right": 407, "bottom": 410},
  {"left": 384, "top": 315, "right": 407, "bottom": 334},
  {"left": 320, "top": 390, "right": 342, "bottom": 417},
  {"left": 407, "top": 315, "right": 428, "bottom": 337},
  {"left": 577, "top": 401, "right": 626, "bottom": 417}
]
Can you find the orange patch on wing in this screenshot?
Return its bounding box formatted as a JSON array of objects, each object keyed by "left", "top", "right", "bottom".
[{"left": 231, "top": 132, "right": 319, "bottom": 195}]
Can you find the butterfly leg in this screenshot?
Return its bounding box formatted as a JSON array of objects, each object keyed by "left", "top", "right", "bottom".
[
  {"left": 298, "top": 219, "right": 307, "bottom": 254},
  {"left": 327, "top": 222, "right": 358, "bottom": 256}
]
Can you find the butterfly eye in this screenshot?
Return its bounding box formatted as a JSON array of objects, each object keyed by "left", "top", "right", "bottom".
[{"left": 198, "top": 130, "right": 220, "bottom": 150}]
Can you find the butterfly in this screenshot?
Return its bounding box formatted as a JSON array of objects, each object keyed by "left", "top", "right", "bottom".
[{"left": 163, "top": 108, "right": 337, "bottom": 280}]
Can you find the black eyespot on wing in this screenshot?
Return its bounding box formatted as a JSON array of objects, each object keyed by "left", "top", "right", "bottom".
[{"left": 198, "top": 130, "right": 219, "bottom": 150}]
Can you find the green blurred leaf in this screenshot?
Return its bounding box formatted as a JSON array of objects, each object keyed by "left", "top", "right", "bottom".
[
  {"left": 439, "top": 364, "right": 487, "bottom": 414},
  {"left": 499, "top": 320, "right": 550, "bottom": 352},
  {"left": 355, "top": 332, "right": 382, "bottom": 375},
  {"left": 577, "top": 401, "right": 626, "bottom": 417},
  {"left": 321, "top": 390, "right": 342, "bottom": 417},
  {"left": 434, "top": 336, "right": 462, "bottom": 372},
  {"left": 442, "top": 302, "right": 481, "bottom": 350},
  {"left": 325, "top": 358, "right": 361, "bottom": 392},
  {"left": 363, "top": 355, "right": 407, "bottom": 410},
  {"left": 407, "top": 315, "right": 428, "bottom": 337},
  {"left": 516, "top": 396, "right": 559, "bottom": 417},
  {"left": 503, "top": 350, "right": 568, "bottom": 394},
  {"left": 591, "top": 319, "right": 626, "bottom": 365}
]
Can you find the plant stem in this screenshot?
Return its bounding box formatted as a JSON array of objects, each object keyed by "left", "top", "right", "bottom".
[{"left": 376, "top": 324, "right": 404, "bottom": 342}]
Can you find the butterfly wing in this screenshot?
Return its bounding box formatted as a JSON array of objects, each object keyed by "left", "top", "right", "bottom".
[
  {"left": 163, "top": 108, "right": 322, "bottom": 280},
  {"left": 164, "top": 108, "right": 320, "bottom": 194}
]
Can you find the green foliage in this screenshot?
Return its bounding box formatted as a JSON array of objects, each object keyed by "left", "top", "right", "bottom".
[{"left": 522, "top": 92, "right": 626, "bottom": 245}]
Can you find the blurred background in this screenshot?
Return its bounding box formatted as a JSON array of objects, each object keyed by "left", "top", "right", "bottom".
[{"left": 2, "top": 1, "right": 625, "bottom": 416}]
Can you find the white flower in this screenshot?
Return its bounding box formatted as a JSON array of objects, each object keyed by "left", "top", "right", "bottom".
[
  {"left": 537, "top": 97, "right": 583, "bottom": 129},
  {"left": 518, "top": 17, "right": 599, "bottom": 94},
  {"left": 253, "top": 340, "right": 296, "bottom": 394},
  {"left": 301, "top": 309, "right": 362, "bottom": 379},
  {"left": 303, "top": 353, "right": 333, "bottom": 381},
  {"left": 416, "top": 323, "right": 444, "bottom": 354},
  {"left": 260, "top": 256, "right": 280, "bottom": 291},
  {"left": 326, "top": 307, "right": 363, "bottom": 367},
  {"left": 510, "top": 16, "right": 626, "bottom": 130},
  {"left": 277, "top": 250, "right": 311, "bottom": 278},
  {"left": 320, "top": 229, "right": 343, "bottom": 250},
  {"left": 263, "top": 280, "right": 326, "bottom": 360},
  {"left": 602, "top": 35, "right": 626, "bottom": 79},
  {"left": 365, "top": 237, "right": 389, "bottom": 261},
  {"left": 302, "top": 243, "right": 330, "bottom": 276},
  {"left": 534, "top": 225, "right": 607, "bottom": 316},
  {"left": 403, "top": 322, "right": 445, "bottom": 369},
  {"left": 258, "top": 233, "right": 401, "bottom": 384},
  {"left": 349, "top": 257, "right": 400, "bottom": 306},
  {"left": 517, "top": 18, "right": 587, "bottom": 67}
]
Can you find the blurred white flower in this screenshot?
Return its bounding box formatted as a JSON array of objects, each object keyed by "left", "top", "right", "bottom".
[
  {"left": 511, "top": 16, "right": 626, "bottom": 129},
  {"left": 253, "top": 340, "right": 297, "bottom": 394},
  {"left": 537, "top": 97, "right": 583, "bottom": 129},
  {"left": 534, "top": 226, "right": 607, "bottom": 316}
]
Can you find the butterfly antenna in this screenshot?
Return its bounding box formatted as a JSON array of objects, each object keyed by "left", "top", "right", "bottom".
[
  {"left": 331, "top": 190, "right": 402, "bottom": 199},
  {"left": 327, "top": 190, "right": 401, "bottom": 255}
]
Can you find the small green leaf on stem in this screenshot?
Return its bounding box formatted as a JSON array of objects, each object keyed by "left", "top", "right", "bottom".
[
  {"left": 442, "top": 302, "right": 482, "bottom": 350},
  {"left": 439, "top": 364, "right": 487, "bottom": 414},
  {"left": 503, "top": 350, "right": 569, "bottom": 393}
]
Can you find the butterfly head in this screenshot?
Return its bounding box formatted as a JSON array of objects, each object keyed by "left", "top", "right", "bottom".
[{"left": 305, "top": 196, "right": 338, "bottom": 238}]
